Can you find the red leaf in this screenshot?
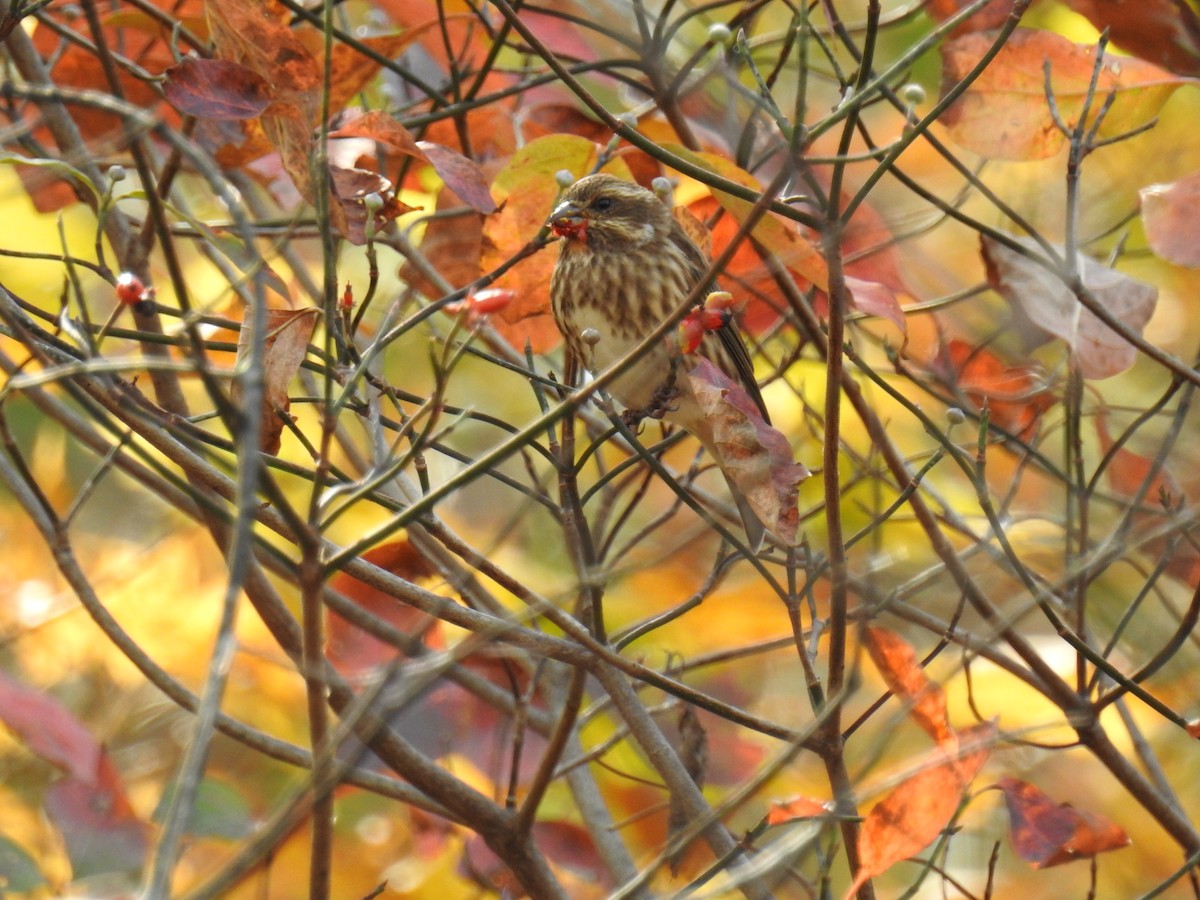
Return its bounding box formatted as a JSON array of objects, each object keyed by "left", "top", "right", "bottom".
[
  {"left": 1140, "top": 171, "right": 1200, "bottom": 267},
  {"left": 44, "top": 755, "right": 148, "bottom": 878},
  {"left": 847, "top": 722, "right": 996, "bottom": 896},
  {"left": 686, "top": 358, "right": 809, "bottom": 544},
  {"left": 924, "top": 0, "right": 1016, "bottom": 35},
  {"left": 417, "top": 141, "right": 497, "bottom": 214},
  {"left": 162, "top": 58, "right": 271, "bottom": 120},
  {"left": 994, "top": 777, "right": 1131, "bottom": 868},
  {"left": 863, "top": 627, "right": 953, "bottom": 747},
  {"left": 1064, "top": 0, "right": 1200, "bottom": 76},
  {"left": 0, "top": 675, "right": 148, "bottom": 878},
  {"left": 942, "top": 29, "right": 1193, "bottom": 160},
  {"left": 0, "top": 672, "right": 99, "bottom": 780},
  {"left": 327, "top": 540, "right": 442, "bottom": 675},
  {"left": 981, "top": 234, "right": 1157, "bottom": 379}
]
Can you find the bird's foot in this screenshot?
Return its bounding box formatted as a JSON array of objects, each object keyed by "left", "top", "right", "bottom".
[{"left": 642, "top": 380, "right": 681, "bottom": 420}]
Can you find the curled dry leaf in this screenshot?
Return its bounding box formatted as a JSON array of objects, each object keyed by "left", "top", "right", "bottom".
[
  {"left": 863, "top": 626, "right": 953, "bottom": 747},
  {"left": 329, "top": 110, "right": 496, "bottom": 213},
  {"left": 329, "top": 166, "right": 414, "bottom": 245},
  {"left": 994, "top": 777, "right": 1131, "bottom": 868},
  {"left": 941, "top": 29, "right": 1193, "bottom": 160},
  {"left": 686, "top": 358, "right": 809, "bottom": 545},
  {"left": 981, "top": 234, "right": 1158, "bottom": 379},
  {"left": 232, "top": 307, "right": 321, "bottom": 455},
  {"left": 846, "top": 721, "right": 997, "bottom": 899},
  {"left": 1140, "top": 171, "right": 1200, "bottom": 267}
]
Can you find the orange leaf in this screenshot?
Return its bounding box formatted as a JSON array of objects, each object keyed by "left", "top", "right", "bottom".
[
  {"left": 326, "top": 29, "right": 444, "bottom": 114},
  {"left": 941, "top": 29, "right": 1193, "bottom": 160},
  {"left": 994, "top": 777, "right": 1131, "bottom": 868},
  {"left": 924, "top": 0, "right": 1015, "bottom": 35},
  {"left": 863, "top": 627, "right": 953, "bottom": 747},
  {"left": 940, "top": 339, "right": 1056, "bottom": 439},
  {"left": 1094, "top": 411, "right": 1182, "bottom": 504},
  {"left": 766, "top": 796, "right": 832, "bottom": 826},
  {"left": 847, "top": 722, "right": 996, "bottom": 897},
  {"left": 330, "top": 111, "right": 495, "bottom": 214}
]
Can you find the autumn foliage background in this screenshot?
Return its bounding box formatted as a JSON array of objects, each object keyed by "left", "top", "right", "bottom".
[{"left": 2, "top": 0, "right": 1200, "bottom": 897}]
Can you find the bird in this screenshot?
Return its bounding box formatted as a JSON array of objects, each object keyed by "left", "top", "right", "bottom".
[{"left": 548, "top": 173, "right": 770, "bottom": 550}]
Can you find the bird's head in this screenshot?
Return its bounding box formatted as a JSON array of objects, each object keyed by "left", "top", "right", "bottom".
[{"left": 548, "top": 174, "right": 672, "bottom": 253}]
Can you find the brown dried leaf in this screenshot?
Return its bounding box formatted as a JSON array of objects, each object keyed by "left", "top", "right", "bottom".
[
  {"left": 995, "top": 777, "right": 1131, "bottom": 868},
  {"left": 942, "top": 29, "right": 1193, "bottom": 160},
  {"left": 847, "top": 722, "right": 997, "bottom": 897},
  {"left": 233, "top": 307, "right": 320, "bottom": 454},
  {"left": 207, "top": 0, "right": 322, "bottom": 219},
  {"left": 863, "top": 627, "right": 953, "bottom": 747},
  {"left": 981, "top": 234, "right": 1158, "bottom": 379},
  {"left": 163, "top": 58, "right": 271, "bottom": 120},
  {"left": 1140, "top": 172, "right": 1200, "bottom": 267},
  {"left": 686, "top": 358, "right": 809, "bottom": 545}
]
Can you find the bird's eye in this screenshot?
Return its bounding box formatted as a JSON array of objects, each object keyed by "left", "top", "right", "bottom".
[{"left": 592, "top": 196, "right": 614, "bottom": 212}]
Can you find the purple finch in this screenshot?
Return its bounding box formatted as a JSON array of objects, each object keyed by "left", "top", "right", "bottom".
[{"left": 548, "top": 174, "right": 772, "bottom": 550}]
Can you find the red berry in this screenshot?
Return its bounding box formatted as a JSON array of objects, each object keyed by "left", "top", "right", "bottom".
[{"left": 115, "top": 272, "right": 145, "bottom": 306}]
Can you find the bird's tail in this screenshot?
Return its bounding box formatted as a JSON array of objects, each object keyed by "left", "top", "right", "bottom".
[{"left": 721, "top": 467, "right": 765, "bottom": 553}]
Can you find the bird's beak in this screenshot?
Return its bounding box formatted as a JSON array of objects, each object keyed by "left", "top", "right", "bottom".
[{"left": 549, "top": 200, "right": 587, "bottom": 241}]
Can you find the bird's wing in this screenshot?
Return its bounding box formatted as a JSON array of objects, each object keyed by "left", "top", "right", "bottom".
[{"left": 668, "top": 223, "right": 771, "bottom": 424}]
